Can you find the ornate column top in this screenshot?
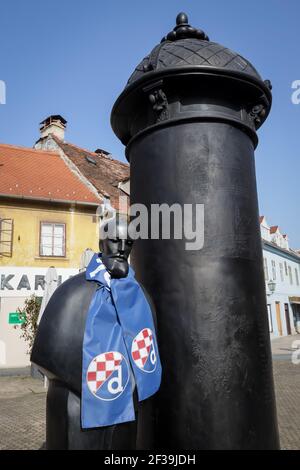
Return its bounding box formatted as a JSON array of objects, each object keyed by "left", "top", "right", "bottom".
[{"left": 161, "top": 12, "right": 209, "bottom": 42}]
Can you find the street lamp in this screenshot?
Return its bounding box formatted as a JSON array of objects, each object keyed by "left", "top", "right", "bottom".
[{"left": 267, "top": 279, "right": 276, "bottom": 294}]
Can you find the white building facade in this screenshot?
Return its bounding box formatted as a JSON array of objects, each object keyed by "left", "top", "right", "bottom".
[
  {"left": 260, "top": 217, "right": 300, "bottom": 338},
  {"left": 0, "top": 267, "right": 78, "bottom": 369}
]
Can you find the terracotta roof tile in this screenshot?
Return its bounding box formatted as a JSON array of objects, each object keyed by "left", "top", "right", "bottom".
[
  {"left": 0, "top": 143, "right": 100, "bottom": 204},
  {"left": 52, "top": 136, "right": 129, "bottom": 211},
  {"left": 270, "top": 225, "right": 279, "bottom": 234}
]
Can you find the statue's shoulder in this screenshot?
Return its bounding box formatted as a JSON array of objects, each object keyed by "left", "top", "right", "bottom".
[
  {"left": 31, "top": 272, "right": 97, "bottom": 393},
  {"left": 37, "top": 271, "right": 97, "bottom": 326},
  {"left": 49, "top": 270, "right": 96, "bottom": 305},
  {"left": 54, "top": 270, "right": 94, "bottom": 295}
]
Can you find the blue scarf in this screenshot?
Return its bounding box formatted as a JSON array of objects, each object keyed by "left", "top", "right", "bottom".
[{"left": 81, "top": 254, "right": 162, "bottom": 428}]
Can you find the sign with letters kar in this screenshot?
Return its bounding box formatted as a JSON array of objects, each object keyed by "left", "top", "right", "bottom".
[{"left": 0, "top": 267, "right": 77, "bottom": 297}]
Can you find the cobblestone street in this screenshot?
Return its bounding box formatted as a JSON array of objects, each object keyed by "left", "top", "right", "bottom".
[
  {"left": 273, "top": 360, "right": 300, "bottom": 449},
  {"left": 0, "top": 376, "right": 46, "bottom": 450},
  {"left": 0, "top": 355, "right": 299, "bottom": 449}
]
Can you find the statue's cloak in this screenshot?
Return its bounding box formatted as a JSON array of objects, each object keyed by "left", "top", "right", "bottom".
[{"left": 31, "top": 272, "right": 97, "bottom": 395}]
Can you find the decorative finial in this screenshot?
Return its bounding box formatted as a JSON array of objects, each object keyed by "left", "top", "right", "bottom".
[
  {"left": 161, "top": 12, "right": 209, "bottom": 43},
  {"left": 176, "top": 12, "right": 189, "bottom": 25}
]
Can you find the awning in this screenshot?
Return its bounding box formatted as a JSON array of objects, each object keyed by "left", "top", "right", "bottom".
[{"left": 289, "top": 296, "right": 300, "bottom": 304}]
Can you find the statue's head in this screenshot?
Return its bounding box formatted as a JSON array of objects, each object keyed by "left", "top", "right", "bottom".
[{"left": 99, "top": 214, "right": 133, "bottom": 278}]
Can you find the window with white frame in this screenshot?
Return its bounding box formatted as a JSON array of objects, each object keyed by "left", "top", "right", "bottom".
[
  {"left": 279, "top": 263, "right": 284, "bottom": 282},
  {"left": 295, "top": 268, "right": 299, "bottom": 286},
  {"left": 263, "top": 257, "right": 269, "bottom": 281},
  {"left": 267, "top": 304, "right": 273, "bottom": 333},
  {"left": 271, "top": 260, "right": 276, "bottom": 280},
  {"left": 288, "top": 266, "right": 293, "bottom": 285},
  {"left": 40, "top": 222, "right": 66, "bottom": 257}
]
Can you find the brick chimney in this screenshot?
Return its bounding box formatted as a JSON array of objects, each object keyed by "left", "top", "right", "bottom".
[{"left": 39, "top": 115, "right": 67, "bottom": 141}]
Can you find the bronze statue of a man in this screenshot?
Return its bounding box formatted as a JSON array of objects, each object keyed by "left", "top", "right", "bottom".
[{"left": 31, "top": 215, "right": 160, "bottom": 450}]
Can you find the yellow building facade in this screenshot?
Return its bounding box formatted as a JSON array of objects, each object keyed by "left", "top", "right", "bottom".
[
  {"left": 0, "top": 141, "right": 103, "bottom": 371},
  {"left": 0, "top": 199, "right": 100, "bottom": 370},
  {"left": 0, "top": 199, "right": 99, "bottom": 269}
]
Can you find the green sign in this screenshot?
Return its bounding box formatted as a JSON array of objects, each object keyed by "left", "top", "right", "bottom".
[{"left": 8, "top": 312, "right": 26, "bottom": 324}]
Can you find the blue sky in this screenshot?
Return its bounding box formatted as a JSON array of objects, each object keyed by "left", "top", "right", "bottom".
[{"left": 0, "top": 0, "right": 299, "bottom": 246}]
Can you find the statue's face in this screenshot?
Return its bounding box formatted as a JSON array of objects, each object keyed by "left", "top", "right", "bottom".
[{"left": 99, "top": 218, "right": 133, "bottom": 278}]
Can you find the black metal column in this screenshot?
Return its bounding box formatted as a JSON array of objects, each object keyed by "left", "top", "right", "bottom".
[
  {"left": 129, "top": 122, "right": 278, "bottom": 449},
  {"left": 111, "top": 13, "right": 279, "bottom": 449}
]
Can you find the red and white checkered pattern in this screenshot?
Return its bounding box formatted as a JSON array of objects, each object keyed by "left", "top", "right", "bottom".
[
  {"left": 87, "top": 351, "right": 122, "bottom": 394},
  {"left": 131, "top": 328, "right": 153, "bottom": 369}
]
